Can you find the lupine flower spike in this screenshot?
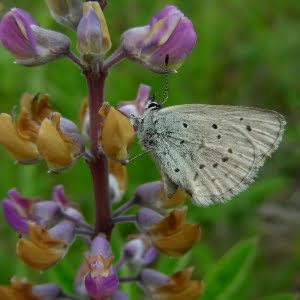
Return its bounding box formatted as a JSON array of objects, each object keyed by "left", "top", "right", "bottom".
[{"left": 0, "top": 3, "right": 205, "bottom": 300}]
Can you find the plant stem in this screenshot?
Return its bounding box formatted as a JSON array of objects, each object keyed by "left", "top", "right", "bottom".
[
  {"left": 66, "top": 52, "right": 84, "bottom": 69},
  {"left": 112, "top": 215, "right": 136, "bottom": 224},
  {"left": 84, "top": 69, "right": 112, "bottom": 239},
  {"left": 103, "top": 48, "right": 125, "bottom": 71},
  {"left": 62, "top": 212, "right": 93, "bottom": 231},
  {"left": 112, "top": 197, "right": 136, "bottom": 217},
  {"left": 119, "top": 276, "right": 140, "bottom": 283},
  {"left": 75, "top": 228, "right": 94, "bottom": 236}
]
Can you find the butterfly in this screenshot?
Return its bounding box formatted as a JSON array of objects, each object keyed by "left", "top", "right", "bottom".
[{"left": 136, "top": 101, "right": 285, "bottom": 206}]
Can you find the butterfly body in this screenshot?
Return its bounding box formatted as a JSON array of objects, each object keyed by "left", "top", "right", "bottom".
[{"left": 137, "top": 103, "right": 285, "bottom": 206}]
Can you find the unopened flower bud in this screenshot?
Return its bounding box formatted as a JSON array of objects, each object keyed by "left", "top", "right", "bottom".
[
  {"left": 45, "top": 0, "right": 83, "bottom": 30},
  {"left": 77, "top": 2, "right": 111, "bottom": 64},
  {"left": 136, "top": 207, "right": 201, "bottom": 257},
  {"left": 121, "top": 5, "right": 196, "bottom": 73},
  {"left": 99, "top": 103, "right": 134, "bottom": 162},
  {"left": 0, "top": 8, "right": 71, "bottom": 66},
  {"left": 111, "top": 291, "right": 129, "bottom": 300}
]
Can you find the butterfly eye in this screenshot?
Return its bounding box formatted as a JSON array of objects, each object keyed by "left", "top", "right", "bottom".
[{"left": 147, "top": 102, "right": 161, "bottom": 110}]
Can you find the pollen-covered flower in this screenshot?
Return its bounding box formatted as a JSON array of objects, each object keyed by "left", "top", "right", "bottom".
[
  {"left": 99, "top": 102, "right": 134, "bottom": 162},
  {"left": 118, "top": 84, "right": 151, "bottom": 118},
  {"left": 0, "top": 277, "right": 62, "bottom": 300},
  {"left": 84, "top": 236, "right": 119, "bottom": 300},
  {"left": 136, "top": 207, "right": 201, "bottom": 257},
  {"left": 36, "top": 112, "right": 83, "bottom": 172},
  {"left": 140, "top": 268, "right": 203, "bottom": 300},
  {"left": 121, "top": 5, "right": 196, "bottom": 73},
  {"left": 45, "top": 0, "right": 83, "bottom": 30},
  {"left": 134, "top": 181, "right": 187, "bottom": 210},
  {"left": 0, "top": 8, "right": 71, "bottom": 66},
  {"left": 77, "top": 2, "right": 111, "bottom": 64},
  {"left": 16, "top": 220, "right": 76, "bottom": 270}
]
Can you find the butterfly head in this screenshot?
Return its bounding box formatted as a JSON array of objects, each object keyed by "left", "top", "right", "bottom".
[{"left": 146, "top": 100, "right": 161, "bottom": 110}]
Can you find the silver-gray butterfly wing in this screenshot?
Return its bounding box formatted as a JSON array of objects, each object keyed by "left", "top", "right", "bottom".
[{"left": 138, "top": 104, "right": 285, "bottom": 206}]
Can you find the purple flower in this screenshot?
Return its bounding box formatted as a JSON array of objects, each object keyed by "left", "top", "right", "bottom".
[
  {"left": 0, "top": 8, "right": 70, "bottom": 66},
  {"left": 84, "top": 236, "right": 119, "bottom": 300},
  {"left": 118, "top": 84, "right": 151, "bottom": 118},
  {"left": 2, "top": 185, "right": 83, "bottom": 234},
  {"left": 121, "top": 5, "right": 196, "bottom": 73},
  {"left": 2, "top": 188, "right": 61, "bottom": 234},
  {"left": 118, "top": 235, "right": 157, "bottom": 270}
]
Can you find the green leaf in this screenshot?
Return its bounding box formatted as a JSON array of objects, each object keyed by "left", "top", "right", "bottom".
[
  {"left": 201, "top": 237, "right": 258, "bottom": 300},
  {"left": 261, "top": 294, "right": 297, "bottom": 300}
]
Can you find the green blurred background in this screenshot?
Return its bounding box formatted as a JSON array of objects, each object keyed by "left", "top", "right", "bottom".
[{"left": 0, "top": 0, "right": 300, "bottom": 299}]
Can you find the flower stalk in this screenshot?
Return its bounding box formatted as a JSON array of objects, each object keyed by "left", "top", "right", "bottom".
[{"left": 84, "top": 69, "right": 112, "bottom": 239}]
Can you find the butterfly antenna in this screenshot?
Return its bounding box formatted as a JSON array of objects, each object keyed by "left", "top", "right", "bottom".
[{"left": 159, "top": 55, "right": 169, "bottom": 105}]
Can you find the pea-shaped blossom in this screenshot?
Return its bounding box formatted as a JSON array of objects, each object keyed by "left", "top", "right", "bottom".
[
  {"left": 140, "top": 268, "right": 203, "bottom": 300},
  {"left": 36, "top": 112, "right": 84, "bottom": 172},
  {"left": 134, "top": 181, "right": 187, "bottom": 211},
  {"left": 118, "top": 235, "right": 157, "bottom": 270},
  {"left": 84, "top": 236, "right": 119, "bottom": 300},
  {"left": 121, "top": 6, "right": 196, "bottom": 73},
  {"left": 16, "top": 220, "right": 76, "bottom": 270},
  {"left": 136, "top": 207, "right": 201, "bottom": 257},
  {"left": 118, "top": 84, "right": 151, "bottom": 118},
  {"left": 0, "top": 277, "right": 62, "bottom": 300},
  {"left": 0, "top": 8, "right": 70, "bottom": 66},
  {"left": 99, "top": 102, "right": 135, "bottom": 163}
]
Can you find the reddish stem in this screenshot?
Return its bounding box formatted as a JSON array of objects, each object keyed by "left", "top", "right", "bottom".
[{"left": 84, "top": 69, "right": 112, "bottom": 239}]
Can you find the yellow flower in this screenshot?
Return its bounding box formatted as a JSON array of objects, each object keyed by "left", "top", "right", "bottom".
[
  {"left": 147, "top": 207, "right": 201, "bottom": 257},
  {"left": 0, "top": 93, "right": 52, "bottom": 163},
  {"left": 0, "top": 277, "right": 39, "bottom": 300},
  {"left": 99, "top": 102, "right": 134, "bottom": 162},
  {"left": 109, "top": 159, "right": 128, "bottom": 193},
  {"left": 0, "top": 113, "right": 40, "bottom": 162},
  {"left": 16, "top": 222, "right": 68, "bottom": 271},
  {"left": 36, "top": 112, "right": 81, "bottom": 171},
  {"left": 154, "top": 268, "right": 203, "bottom": 300}
]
